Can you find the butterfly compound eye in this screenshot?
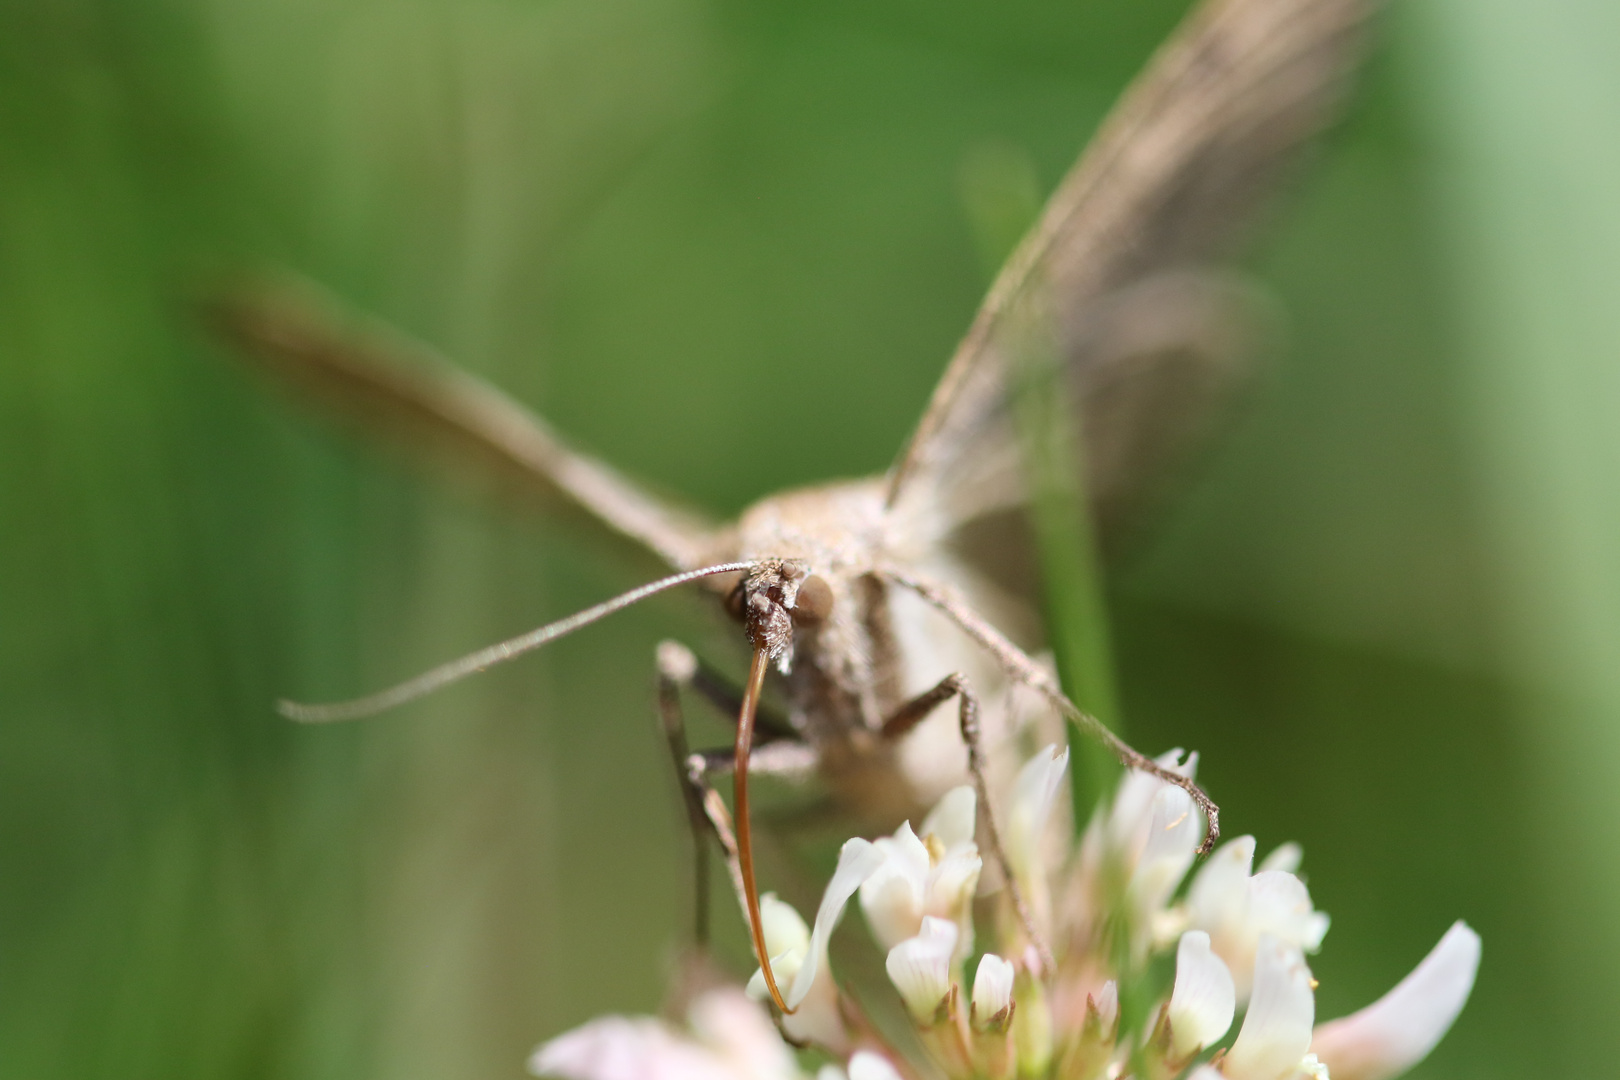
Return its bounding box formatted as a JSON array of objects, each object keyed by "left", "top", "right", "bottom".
[{"left": 792, "top": 574, "right": 834, "bottom": 623}]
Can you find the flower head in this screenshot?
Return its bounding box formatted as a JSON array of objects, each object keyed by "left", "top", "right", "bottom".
[{"left": 532, "top": 745, "right": 1478, "bottom": 1080}]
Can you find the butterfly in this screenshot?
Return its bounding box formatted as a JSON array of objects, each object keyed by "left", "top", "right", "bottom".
[{"left": 210, "top": 0, "right": 1379, "bottom": 1010}]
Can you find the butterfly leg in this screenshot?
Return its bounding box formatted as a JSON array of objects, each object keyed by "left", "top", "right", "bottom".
[
  {"left": 882, "top": 567, "right": 1219, "bottom": 853},
  {"left": 881, "top": 673, "right": 1057, "bottom": 977},
  {"left": 656, "top": 641, "right": 819, "bottom": 940},
  {"left": 656, "top": 641, "right": 728, "bottom": 945}
]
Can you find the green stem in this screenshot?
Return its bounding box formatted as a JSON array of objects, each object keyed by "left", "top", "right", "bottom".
[
  {"left": 957, "top": 143, "right": 1123, "bottom": 820},
  {"left": 1013, "top": 340, "right": 1122, "bottom": 819}
]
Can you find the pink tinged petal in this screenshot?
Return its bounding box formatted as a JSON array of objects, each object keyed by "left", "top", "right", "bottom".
[
  {"left": 921, "top": 785, "right": 977, "bottom": 849},
  {"left": 529, "top": 1015, "right": 734, "bottom": 1080},
  {"left": 1224, "top": 936, "right": 1316, "bottom": 1080},
  {"left": 1310, "top": 921, "right": 1481, "bottom": 1080},
  {"left": 687, "top": 989, "right": 801, "bottom": 1080},
  {"left": 779, "top": 976, "right": 848, "bottom": 1055},
  {"left": 1093, "top": 980, "right": 1119, "bottom": 1034},
  {"left": 788, "top": 837, "right": 885, "bottom": 1009},
  {"left": 846, "top": 1050, "right": 906, "bottom": 1080},
  {"left": 886, "top": 916, "right": 960, "bottom": 1022},
  {"left": 1170, "top": 931, "right": 1237, "bottom": 1059}
]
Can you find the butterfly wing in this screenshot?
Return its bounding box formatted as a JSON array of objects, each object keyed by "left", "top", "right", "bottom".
[
  {"left": 885, "top": 0, "right": 1377, "bottom": 556},
  {"left": 208, "top": 275, "right": 727, "bottom": 572}
]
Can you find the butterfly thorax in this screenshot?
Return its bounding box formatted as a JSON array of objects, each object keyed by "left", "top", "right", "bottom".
[{"left": 728, "top": 477, "right": 997, "bottom": 826}]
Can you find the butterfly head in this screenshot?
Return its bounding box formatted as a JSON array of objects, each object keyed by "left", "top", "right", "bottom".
[{"left": 728, "top": 559, "right": 834, "bottom": 673}]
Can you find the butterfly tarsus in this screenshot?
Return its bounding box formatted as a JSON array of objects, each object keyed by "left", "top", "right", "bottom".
[
  {"left": 887, "top": 672, "right": 1058, "bottom": 978},
  {"left": 879, "top": 567, "right": 1220, "bottom": 856},
  {"left": 656, "top": 642, "right": 716, "bottom": 947},
  {"left": 657, "top": 638, "right": 819, "bottom": 951}
]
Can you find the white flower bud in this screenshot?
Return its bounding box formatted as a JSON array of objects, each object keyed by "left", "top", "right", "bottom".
[
  {"left": 1129, "top": 786, "right": 1200, "bottom": 931},
  {"left": 1092, "top": 980, "right": 1119, "bottom": 1036},
  {"left": 885, "top": 917, "right": 959, "bottom": 1023},
  {"left": 761, "top": 893, "right": 809, "bottom": 960},
  {"left": 1006, "top": 745, "right": 1068, "bottom": 882},
  {"left": 1169, "top": 930, "right": 1236, "bottom": 1059},
  {"left": 1105, "top": 748, "right": 1197, "bottom": 862},
  {"left": 971, "top": 953, "right": 1015, "bottom": 1022},
  {"left": 1188, "top": 836, "right": 1257, "bottom": 936}
]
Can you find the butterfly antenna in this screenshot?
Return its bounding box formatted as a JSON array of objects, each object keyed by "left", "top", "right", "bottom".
[
  {"left": 279, "top": 561, "right": 755, "bottom": 723},
  {"left": 734, "top": 645, "right": 795, "bottom": 1015}
]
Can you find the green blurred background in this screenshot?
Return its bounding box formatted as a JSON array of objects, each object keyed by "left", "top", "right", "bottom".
[{"left": 5, "top": 0, "right": 1618, "bottom": 1076}]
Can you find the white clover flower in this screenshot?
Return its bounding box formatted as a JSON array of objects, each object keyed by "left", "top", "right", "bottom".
[
  {"left": 1169, "top": 929, "right": 1236, "bottom": 1060},
  {"left": 1071, "top": 747, "right": 1201, "bottom": 942},
  {"left": 1187, "top": 921, "right": 1481, "bottom": 1080},
  {"left": 858, "top": 786, "right": 982, "bottom": 960},
  {"left": 1104, "top": 747, "right": 1199, "bottom": 865},
  {"left": 532, "top": 745, "right": 1478, "bottom": 1080},
  {"left": 746, "top": 838, "right": 884, "bottom": 1052},
  {"left": 1260, "top": 842, "right": 1304, "bottom": 874},
  {"left": 1128, "top": 784, "right": 1203, "bottom": 952},
  {"left": 885, "top": 916, "right": 960, "bottom": 1023},
  {"left": 1186, "top": 835, "right": 1330, "bottom": 1001},
  {"left": 1001, "top": 744, "right": 1069, "bottom": 937},
  {"left": 1005, "top": 745, "right": 1069, "bottom": 884},
  {"left": 1223, "top": 935, "right": 1317, "bottom": 1080},
  {"left": 744, "top": 895, "right": 843, "bottom": 1051},
  {"left": 971, "top": 952, "right": 1015, "bottom": 1024}
]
